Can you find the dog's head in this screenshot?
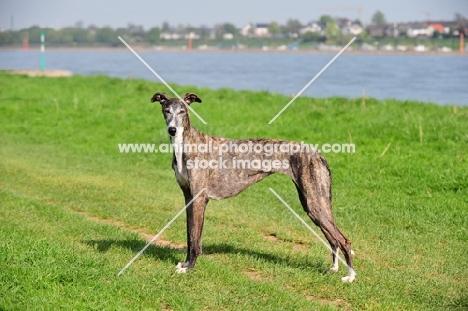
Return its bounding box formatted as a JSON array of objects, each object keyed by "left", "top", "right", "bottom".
[{"left": 151, "top": 92, "right": 202, "bottom": 137}]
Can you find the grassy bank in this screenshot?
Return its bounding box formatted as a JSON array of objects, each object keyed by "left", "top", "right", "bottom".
[{"left": 0, "top": 73, "right": 467, "bottom": 310}]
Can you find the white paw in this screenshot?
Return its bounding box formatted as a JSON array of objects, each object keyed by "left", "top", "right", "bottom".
[
  {"left": 341, "top": 275, "right": 355, "bottom": 283},
  {"left": 175, "top": 262, "right": 188, "bottom": 274},
  {"left": 341, "top": 269, "right": 356, "bottom": 283},
  {"left": 329, "top": 266, "right": 339, "bottom": 273},
  {"left": 351, "top": 249, "right": 355, "bottom": 256}
]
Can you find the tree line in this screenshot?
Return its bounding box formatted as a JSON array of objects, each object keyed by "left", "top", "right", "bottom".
[
  {"left": 0, "top": 25, "right": 161, "bottom": 46},
  {"left": 0, "top": 11, "right": 465, "bottom": 47}
]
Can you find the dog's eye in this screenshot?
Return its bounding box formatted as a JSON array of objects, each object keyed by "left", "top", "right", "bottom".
[
  {"left": 163, "top": 109, "right": 170, "bottom": 114},
  {"left": 178, "top": 110, "right": 185, "bottom": 114}
]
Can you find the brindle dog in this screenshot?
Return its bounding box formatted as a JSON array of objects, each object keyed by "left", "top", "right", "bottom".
[{"left": 151, "top": 92, "right": 356, "bottom": 282}]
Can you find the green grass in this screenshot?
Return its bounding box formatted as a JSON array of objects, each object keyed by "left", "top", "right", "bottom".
[{"left": 0, "top": 73, "right": 467, "bottom": 310}]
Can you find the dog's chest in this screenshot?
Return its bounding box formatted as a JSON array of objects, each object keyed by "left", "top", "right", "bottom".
[{"left": 171, "top": 134, "right": 189, "bottom": 186}]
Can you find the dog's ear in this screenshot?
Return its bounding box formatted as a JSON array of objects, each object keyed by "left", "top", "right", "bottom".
[
  {"left": 151, "top": 92, "right": 169, "bottom": 104},
  {"left": 184, "top": 93, "right": 202, "bottom": 105}
]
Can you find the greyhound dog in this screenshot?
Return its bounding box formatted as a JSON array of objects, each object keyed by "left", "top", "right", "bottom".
[{"left": 151, "top": 92, "right": 356, "bottom": 282}]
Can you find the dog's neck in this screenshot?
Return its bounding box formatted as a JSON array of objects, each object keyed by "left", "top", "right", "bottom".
[
  {"left": 170, "top": 124, "right": 200, "bottom": 184},
  {"left": 170, "top": 119, "right": 209, "bottom": 179},
  {"left": 170, "top": 128, "right": 185, "bottom": 174}
]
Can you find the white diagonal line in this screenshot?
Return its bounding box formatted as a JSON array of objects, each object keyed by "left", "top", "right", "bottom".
[
  {"left": 117, "top": 188, "right": 206, "bottom": 276},
  {"left": 118, "top": 36, "right": 207, "bottom": 125},
  {"left": 268, "top": 37, "right": 356, "bottom": 124},
  {"left": 268, "top": 188, "right": 351, "bottom": 269}
]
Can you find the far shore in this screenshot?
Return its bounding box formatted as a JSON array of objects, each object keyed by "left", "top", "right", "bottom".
[{"left": 0, "top": 45, "right": 466, "bottom": 56}]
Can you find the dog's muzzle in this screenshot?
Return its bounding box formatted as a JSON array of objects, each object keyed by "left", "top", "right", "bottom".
[{"left": 167, "top": 126, "right": 177, "bottom": 136}]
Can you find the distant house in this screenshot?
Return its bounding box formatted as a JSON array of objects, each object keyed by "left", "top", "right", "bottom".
[
  {"left": 160, "top": 31, "right": 201, "bottom": 40},
  {"left": 332, "top": 17, "right": 364, "bottom": 36},
  {"left": 222, "top": 33, "right": 234, "bottom": 40},
  {"left": 160, "top": 28, "right": 212, "bottom": 40},
  {"left": 430, "top": 23, "right": 446, "bottom": 33},
  {"left": 397, "top": 21, "right": 458, "bottom": 38},
  {"left": 384, "top": 24, "right": 400, "bottom": 37},
  {"left": 406, "top": 22, "right": 429, "bottom": 37},
  {"left": 335, "top": 17, "right": 352, "bottom": 29},
  {"left": 239, "top": 24, "right": 252, "bottom": 37},
  {"left": 366, "top": 24, "right": 388, "bottom": 37},
  {"left": 426, "top": 22, "right": 454, "bottom": 36},
  {"left": 160, "top": 31, "right": 182, "bottom": 40},
  {"left": 239, "top": 23, "right": 270, "bottom": 37},
  {"left": 184, "top": 32, "right": 200, "bottom": 40},
  {"left": 299, "top": 22, "right": 323, "bottom": 35},
  {"left": 341, "top": 22, "right": 363, "bottom": 36},
  {"left": 254, "top": 23, "right": 270, "bottom": 37}
]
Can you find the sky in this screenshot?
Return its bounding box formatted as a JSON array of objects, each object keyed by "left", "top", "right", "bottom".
[{"left": 1, "top": 0, "right": 467, "bottom": 30}]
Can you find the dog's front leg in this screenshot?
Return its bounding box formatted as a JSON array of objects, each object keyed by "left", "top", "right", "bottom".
[{"left": 176, "top": 193, "right": 208, "bottom": 273}]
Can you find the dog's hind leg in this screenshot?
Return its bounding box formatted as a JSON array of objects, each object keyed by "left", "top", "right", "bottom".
[
  {"left": 294, "top": 172, "right": 356, "bottom": 282},
  {"left": 176, "top": 189, "right": 209, "bottom": 273},
  {"left": 319, "top": 219, "right": 356, "bottom": 282},
  {"left": 304, "top": 203, "right": 356, "bottom": 282},
  {"left": 329, "top": 240, "right": 354, "bottom": 273},
  {"left": 295, "top": 183, "right": 338, "bottom": 271}
]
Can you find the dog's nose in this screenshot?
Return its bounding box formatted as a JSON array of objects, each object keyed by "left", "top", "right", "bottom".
[{"left": 168, "top": 127, "right": 177, "bottom": 136}]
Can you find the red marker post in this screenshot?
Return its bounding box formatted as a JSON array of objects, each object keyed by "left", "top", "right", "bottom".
[{"left": 461, "top": 33, "right": 464, "bottom": 53}]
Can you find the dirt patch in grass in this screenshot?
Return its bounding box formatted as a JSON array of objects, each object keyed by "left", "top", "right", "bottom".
[
  {"left": 304, "top": 293, "right": 351, "bottom": 310},
  {"left": 292, "top": 242, "right": 309, "bottom": 252},
  {"left": 244, "top": 268, "right": 272, "bottom": 282},
  {"left": 263, "top": 233, "right": 310, "bottom": 252},
  {"left": 263, "top": 233, "right": 279, "bottom": 242}
]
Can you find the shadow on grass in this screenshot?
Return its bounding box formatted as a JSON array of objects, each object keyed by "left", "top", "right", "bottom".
[
  {"left": 84, "top": 239, "right": 182, "bottom": 264},
  {"left": 449, "top": 294, "right": 468, "bottom": 311},
  {"left": 203, "top": 243, "right": 329, "bottom": 273},
  {"left": 83, "top": 239, "right": 329, "bottom": 273}
]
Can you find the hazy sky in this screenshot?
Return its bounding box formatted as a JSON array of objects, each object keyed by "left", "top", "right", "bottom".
[{"left": 1, "top": 0, "right": 467, "bottom": 30}]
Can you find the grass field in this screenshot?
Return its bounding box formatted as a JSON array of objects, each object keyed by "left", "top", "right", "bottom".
[{"left": 0, "top": 73, "right": 467, "bottom": 310}]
